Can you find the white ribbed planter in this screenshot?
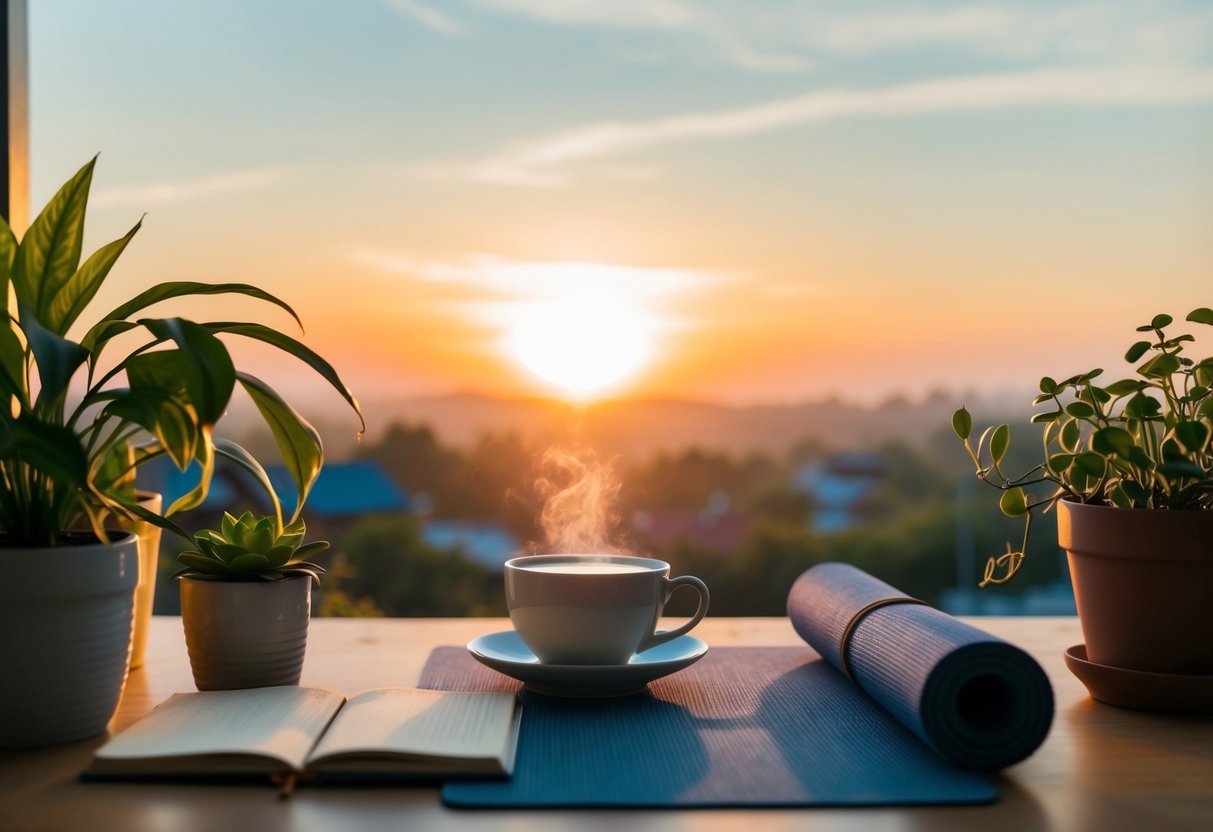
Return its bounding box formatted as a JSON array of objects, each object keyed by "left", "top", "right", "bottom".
[
  {"left": 0, "top": 533, "right": 138, "bottom": 747},
  {"left": 180, "top": 576, "right": 311, "bottom": 690}
]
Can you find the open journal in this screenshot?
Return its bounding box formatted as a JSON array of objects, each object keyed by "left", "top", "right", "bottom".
[{"left": 82, "top": 686, "right": 521, "bottom": 784}]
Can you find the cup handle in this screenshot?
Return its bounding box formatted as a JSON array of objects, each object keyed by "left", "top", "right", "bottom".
[{"left": 639, "top": 575, "right": 710, "bottom": 653}]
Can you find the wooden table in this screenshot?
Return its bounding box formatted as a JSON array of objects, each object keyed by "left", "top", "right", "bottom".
[{"left": 2, "top": 616, "right": 1211, "bottom": 831}]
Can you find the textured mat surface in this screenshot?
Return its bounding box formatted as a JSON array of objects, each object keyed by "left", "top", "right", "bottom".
[{"left": 422, "top": 645, "right": 996, "bottom": 808}]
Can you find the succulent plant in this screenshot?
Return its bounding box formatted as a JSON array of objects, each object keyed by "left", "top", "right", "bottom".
[
  {"left": 953, "top": 308, "right": 1213, "bottom": 587},
  {"left": 175, "top": 512, "right": 329, "bottom": 586}
]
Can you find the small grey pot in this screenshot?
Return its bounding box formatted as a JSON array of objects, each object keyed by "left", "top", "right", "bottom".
[{"left": 180, "top": 575, "right": 311, "bottom": 690}]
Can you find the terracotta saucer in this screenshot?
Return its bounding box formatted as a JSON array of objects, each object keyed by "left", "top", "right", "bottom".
[{"left": 1064, "top": 645, "right": 1213, "bottom": 715}]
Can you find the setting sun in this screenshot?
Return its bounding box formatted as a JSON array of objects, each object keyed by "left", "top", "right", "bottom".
[{"left": 508, "top": 291, "right": 650, "bottom": 398}]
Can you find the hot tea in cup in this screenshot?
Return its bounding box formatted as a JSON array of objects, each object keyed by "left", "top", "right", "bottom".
[{"left": 504, "top": 554, "right": 710, "bottom": 665}]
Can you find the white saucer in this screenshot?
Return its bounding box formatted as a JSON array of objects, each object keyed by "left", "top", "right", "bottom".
[{"left": 466, "top": 630, "right": 709, "bottom": 698}]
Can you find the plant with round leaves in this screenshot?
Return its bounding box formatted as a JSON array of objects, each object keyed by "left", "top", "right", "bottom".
[
  {"left": 952, "top": 309, "right": 1213, "bottom": 586},
  {"left": 175, "top": 512, "right": 328, "bottom": 586},
  {"left": 0, "top": 157, "right": 363, "bottom": 547}
]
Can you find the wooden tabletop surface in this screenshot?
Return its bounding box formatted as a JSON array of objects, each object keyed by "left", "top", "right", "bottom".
[{"left": 2, "top": 615, "right": 1211, "bottom": 832}]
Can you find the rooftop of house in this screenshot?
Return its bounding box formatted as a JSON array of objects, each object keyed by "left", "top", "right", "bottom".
[
  {"left": 150, "top": 458, "right": 410, "bottom": 518},
  {"left": 632, "top": 508, "right": 754, "bottom": 553},
  {"left": 423, "top": 520, "right": 521, "bottom": 572}
]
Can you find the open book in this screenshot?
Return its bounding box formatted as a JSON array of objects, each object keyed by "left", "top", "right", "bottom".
[{"left": 82, "top": 686, "right": 521, "bottom": 784}]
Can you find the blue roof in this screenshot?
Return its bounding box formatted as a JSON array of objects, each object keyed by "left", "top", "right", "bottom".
[
  {"left": 423, "top": 521, "right": 520, "bottom": 572},
  {"left": 266, "top": 462, "right": 410, "bottom": 517},
  {"left": 144, "top": 457, "right": 237, "bottom": 512},
  {"left": 143, "top": 457, "right": 409, "bottom": 518}
]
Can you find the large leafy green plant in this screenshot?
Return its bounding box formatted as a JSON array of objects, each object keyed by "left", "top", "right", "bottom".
[
  {"left": 0, "top": 157, "right": 363, "bottom": 547},
  {"left": 952, "top": 309, "right": 1213, "bottom": 586}
]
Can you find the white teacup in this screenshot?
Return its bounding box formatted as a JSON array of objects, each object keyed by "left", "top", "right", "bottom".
[{"left": 504, "top": 554, "right": 710, "bottom": 665}]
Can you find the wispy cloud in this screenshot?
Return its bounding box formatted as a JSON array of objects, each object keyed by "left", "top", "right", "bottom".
[
  {"left": 91, "top": 167, "right": 294, "bottom": 207},
  {"left": 351, "top": 250, "right": 728, "bottom": 330},
  {"left": 419, "top": 65, "right": 1213, "bottom": 187},
  {"left": 474, "top": 1, "right": 1213, "bottom": 72},
  {"left": 389, "top": 0, "right": 469, "bottom": 36},
  {"left": 353, "top": 250, "right": 724, "bottom": 298}
]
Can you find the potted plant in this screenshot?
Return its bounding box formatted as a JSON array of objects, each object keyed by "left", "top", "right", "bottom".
[
  {"left": 952, "top": 309, "right": 1213, "bottom": 675},
  {"left": 0, "top": 157, "right": 362, "bottom": 746},
  {"left": 176, "top": 509, "right": 328, "bottom": 691}
]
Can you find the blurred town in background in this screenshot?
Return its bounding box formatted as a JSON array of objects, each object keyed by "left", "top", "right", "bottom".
[{"left": 145, "top": 390, "right": 1077, "bottom": 618}]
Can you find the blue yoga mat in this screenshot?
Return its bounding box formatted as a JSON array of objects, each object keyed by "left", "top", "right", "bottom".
[
  {"left": 424, "top": 646, "right": 995, "bottom": 807},
  {"left": 423, "top": 562, "right": 1052, "bottom": 808}
]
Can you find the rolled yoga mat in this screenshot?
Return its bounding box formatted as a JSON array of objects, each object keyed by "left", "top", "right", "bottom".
[{"left": 788, "top": 562, "right": 1054, "bottom": 771}]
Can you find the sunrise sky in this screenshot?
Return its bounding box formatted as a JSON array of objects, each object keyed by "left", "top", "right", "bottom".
[{"left": 26, "top": 0, "right": 1213, "bottom": 409}]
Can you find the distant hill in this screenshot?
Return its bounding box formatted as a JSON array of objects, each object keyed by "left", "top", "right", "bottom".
[{"left": 300, "top": 389, "right": 1033, "bottom": 458}]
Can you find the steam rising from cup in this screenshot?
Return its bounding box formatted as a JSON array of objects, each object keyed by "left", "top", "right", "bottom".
[{"left": 535, "top": 447, "right": 629, "bottom": 555}]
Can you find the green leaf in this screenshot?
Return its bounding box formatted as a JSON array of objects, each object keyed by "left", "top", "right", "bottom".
[
  {"left": 10, "top": 157, "right": 95, "bottom": 318},
  {"left": 208, "top": 322, "right": 364, "bottom": 433},
  {"left": 1031, "top": 410, "right": 1062, "bottom": 424},
  {"left": 0, "top": 217, "right": 16, "bottom": 301},
  {"left": 46, "top": 218, "right": 142, "bottom": 335},
  {"left": 1104, "top": 378, "right": 1147, "bottom": 397},
  {"left": 1047, "top": 453, "right": 1074, "bottom": 473},
  {"left": 1150, "top": 313, "right": 1173, "bottom": 329},
  {"left": 1039, "top": 377, "right": 1057, "bottom": 395},
  {"left": 1124, "top": 341, "right": 1152, "bottom": 363},
  {"left": 1108, "top": 484, "right": 1132, "bottom": 509},
  {"left": 1173, "top": 421, "right": 1210, "bottom": 455},
  {"left": 263, "top": 544, "right": 294, "bottom": 569},
  {"left": 0, "top": 417, "right": 89, "bottom": 487},
  {"left": 1060, "top": 418, "right": 1082, "bottom": 453},
  {"left": 1138, "top": 353, "right": 1181, "bottom": 379},
  {"left": 0, "top": 319, "right": 28, "bottom": 407},
  {"left": 18, "top": 305, "right": 88, "bottom": 408},
  {"left": 1125, "top": 445, "right": 1153, "bottom": 469},
  {"left": 1073, "top": 452, "right": 1108, "bottom": 478},
  {"left": 214, "top": 439, "right": 283, "bottom": 531},
  {"left": 293, "top": 540, "right": 329, "bottom": 561},
  {"left": 1065, "top": 401, "right": 1095, "bottom": 420},
  {"left": 80, "top": 281, "right": 303, "bottom": 352},
  {"left": 237, "top": 372, "right": 323, "bottom": 523},
  {"left": 1158, "top": 460, "right": 1206, "bottom": 480},
  {"left": 91, "top": 439, "right": 136, "bottom": 499},
  {"left": 163, "top": 428, "right": 216, "bottom": 517},
  {"left": 176, "top": 552, "right": 229, "bottom": 576},
  {"left": 990, "top": 424, "right": 1010, "bottom": 465},
  {"left": 1187, "top": 307, "right": 1213, "bottom": 326},
  {"left": 1092, "top": 426, "right": 1137, "bottom": 458},
  {"left": 1121, "top": 480, "right": 1150, "bottom": 505},
  {"left": 950, "top": 407, "right": 970, "bottom": 439},
  {"left": 230, "top": 553, "right": 272, "bottom": 574},
  {"left": 102, "top": 388, "right": 199, "bottom": 470},
  {"left": 214, "top": 542, "right": 248, "bottom": 563},
  {"left": 999, "top": 487, "right": 1027, "bottom": 517},
  {"left": 1125, "top": 392, "right": 1162, "bottom": 419},
  {"left": 139, "top": 318, "right": 235, "bottom": 424}
]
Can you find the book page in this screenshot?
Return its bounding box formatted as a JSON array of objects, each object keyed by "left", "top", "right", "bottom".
[
  {"left": 307, "top": 689, "right": 517, "bottom": 765},
  {"left": 95, "top": 687, "right": 346, "bottom": 771}
]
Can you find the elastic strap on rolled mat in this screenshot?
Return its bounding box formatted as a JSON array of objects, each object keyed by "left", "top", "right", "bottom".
[{"left": 839, "top": 597, "right": 931, "bottom": 684}]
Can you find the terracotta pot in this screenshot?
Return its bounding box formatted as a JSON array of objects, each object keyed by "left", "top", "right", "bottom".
[
  {"left": 180, "top": 576, "right": 311, "bottom": 690},
  {"left": 0, "top": 532, "right": 139, "bottom": 747},
  {"left": 1057, "top": 500, "right": 1213, "bottom": 674}
]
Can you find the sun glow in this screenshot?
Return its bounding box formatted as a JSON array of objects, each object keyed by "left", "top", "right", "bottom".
[{"left": 508, "top": 291, "right": 650, "bottom": 398}]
